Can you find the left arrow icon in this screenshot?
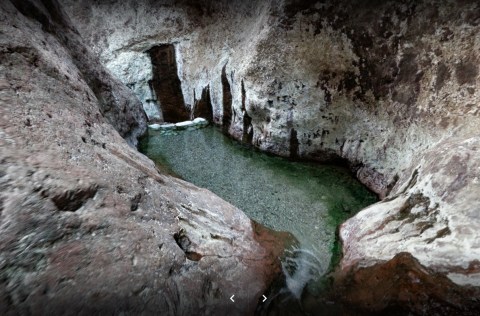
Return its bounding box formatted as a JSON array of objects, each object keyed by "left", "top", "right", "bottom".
[{"left": 230, "top": 295, "right": 235, "bottom": 302}]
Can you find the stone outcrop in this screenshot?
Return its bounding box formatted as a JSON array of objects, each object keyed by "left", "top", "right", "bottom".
[
  {"left": 9, "top": 0, "right": 148, "bottom": 147},
  {"left": 0, "top": 0, "right": 286, "bottom": 314},
  {"left": 62, "top": 0, "right": 480, "bottom": 313},
  {"left": 334, "top": 253, "right": 480, "bottom": 315}
]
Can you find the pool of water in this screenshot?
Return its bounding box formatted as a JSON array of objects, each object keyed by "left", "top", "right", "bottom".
[{"left": 139, "top": 126, "right": 376, "bottom": 308}]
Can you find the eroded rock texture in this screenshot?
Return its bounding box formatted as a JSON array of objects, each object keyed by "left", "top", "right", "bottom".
[
  {"left": 63, "top": 0, "right": 480, "bottom": 312},
  {"left": 334, "top": 253, "right": 480, "bottom": 315},
  {"left": 0, "top": 0, "right": 286, "bottom": 314}
]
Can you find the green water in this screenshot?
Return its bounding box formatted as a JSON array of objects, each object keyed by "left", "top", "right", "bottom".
[{"left": 139, "top": 126, "right": 376, "bottom": 301}]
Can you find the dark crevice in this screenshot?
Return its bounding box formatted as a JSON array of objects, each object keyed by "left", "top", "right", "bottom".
[
  {"left": 221, "top": 64, "right": 233, "bottom": 132},
  {"left": 173, "top": 229, "right": 202, "bottom": 261},
  {"left": 10, "top": 0, "right": 77, "bottom": 35},
  {"left": 241, "top": 80, "right": 254, "bottom": 144},
  {"left": 0, "top": 197, "right": 4, "bottom": 220},
  {"left": 242, "top": 112, "right": 254, "bottom": 145},
  {"left": 185, "top": 252, "right": 203, "bottom": 261},
  {"left": 396, "top": 193, "right": 430, "bottom": 221},
  {"left": 385, "top": 174, "right": 400, "bottom": 196},
  {"left": 49, "top": 184, "right": 98, "bottom": 212},
  {"left": 289, "top": 128, "right": 299, "bottom": 158},
  {"left": 147, "top": 44, "right": 189, "bottom": 123},
  {"left": 426, "top": 226, "right": 451, "bottom": 244},
  {"left": 401, "top": 169, "right": 419, "bottom": 194},
  {"left": 173, "top": 229, "right": 191, "bottom": 252},
  {"left": 130, "top": 193, "right": 142, "bottom": 212},
  {"left": 241, "top": 80, "right": 246, "bottom": 112},
  {"left": 192, "top": 85, "right": 213, "bottom": 122}
]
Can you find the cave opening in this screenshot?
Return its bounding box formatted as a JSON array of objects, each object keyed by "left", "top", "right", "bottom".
[{"left": 147, "top": 44, "right": 190, "bottom": 123}]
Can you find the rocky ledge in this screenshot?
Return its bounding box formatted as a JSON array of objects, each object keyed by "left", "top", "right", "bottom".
[
  {"left": 149, "top": 117, "right": 209, "bottom": 132},
  {"left": 0, "top": 1, "right": 288, "bottom": 315}
]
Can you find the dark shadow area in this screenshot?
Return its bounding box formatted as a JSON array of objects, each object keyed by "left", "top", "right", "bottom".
[
  {"left": 241, "top": 79, "right": 254, "bottom": 144},
  {"left": 221, "top": 64, "right": 233, "bottom": 132},
  {"left": 192, "top": 85, "right": 213, "bottom": 122},
  {"left": 147, "top": 44, "right": 190, "bottom": 123}
]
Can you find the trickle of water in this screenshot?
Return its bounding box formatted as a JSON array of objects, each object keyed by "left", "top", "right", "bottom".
[{"left": 282, "top": 247, "right": 324, "bottom": 300}]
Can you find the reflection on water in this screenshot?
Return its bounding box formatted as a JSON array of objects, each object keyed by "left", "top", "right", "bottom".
[{"left": 139, "top": 126, "right": 376, "bottom": 311}]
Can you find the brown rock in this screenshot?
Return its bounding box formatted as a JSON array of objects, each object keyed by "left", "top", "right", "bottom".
[{"left": 334, "top": 253, "right": 480, "bottom": 315}]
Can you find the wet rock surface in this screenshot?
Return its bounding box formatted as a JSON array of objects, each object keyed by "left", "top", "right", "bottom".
[{"left": 0, "top": 1, "right": 286, "bottom": 314}]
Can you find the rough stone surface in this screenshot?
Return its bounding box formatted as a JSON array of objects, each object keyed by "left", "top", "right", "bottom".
[
  {"left": 107, "top": 51, "right": 163, "bottom": 122},
  {"left": 0, "top": 1, "right": 286, "bottom": 314},
  {"left": 334, "top": 253, "right": 480, "bottom": 315},
  {"left": 340, "top": 135, "right": 480, "bottom": 281},
  {"left": 9, "top": 0, "right": 149, "bottom": 147}
]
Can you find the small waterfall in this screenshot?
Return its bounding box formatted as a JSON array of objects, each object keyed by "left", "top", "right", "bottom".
[{"left": 281, "top": 246, "right": 324, "bottom": 300}]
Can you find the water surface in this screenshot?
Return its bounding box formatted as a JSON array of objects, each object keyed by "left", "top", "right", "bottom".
[{"left": 139, "top": 126, "right": 376, "bottom": 301}]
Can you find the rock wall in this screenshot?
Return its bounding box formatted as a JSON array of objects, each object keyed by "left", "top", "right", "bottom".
[
  {"left": 63, "top": 0, "right": 480, "bottom": 312},
  {"left": 9, "top": 0, "right": 148, "bottom": 147},
  {"left": 0, "top": 0, "right": 286, "bottom": 314}
]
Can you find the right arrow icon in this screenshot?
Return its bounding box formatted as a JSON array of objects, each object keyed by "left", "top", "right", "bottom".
[{"left": 262, "top": 295, "right": 267, "bottom": 302}]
